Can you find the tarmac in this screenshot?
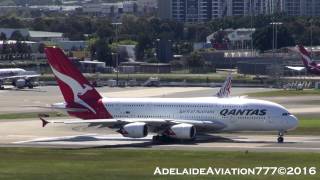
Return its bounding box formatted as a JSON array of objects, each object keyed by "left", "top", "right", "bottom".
[{"left": 0, "top": 86, "right": 319, "bottom": 152}]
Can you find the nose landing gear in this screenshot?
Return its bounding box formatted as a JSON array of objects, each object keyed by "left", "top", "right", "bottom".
[{"left": 277, "top": 131, "right": 284, "bottom": 143}]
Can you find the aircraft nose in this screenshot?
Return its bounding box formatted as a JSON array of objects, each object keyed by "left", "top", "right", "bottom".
[{"left": 288, "top": 115, "right": 299, "bottom": 130}]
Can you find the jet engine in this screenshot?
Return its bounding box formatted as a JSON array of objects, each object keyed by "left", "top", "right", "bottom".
[
  {"left": 118, "top": 122, "right": 148, "bottom": 138},
  {"left": 164, "top": 123, "right": 196, "bottom": 139},
  {"left": 15, "top": 79, "right": 26, "bottom": 89},
  {"left": 14, "top": 79, "right": 35, "bottom": 89}
]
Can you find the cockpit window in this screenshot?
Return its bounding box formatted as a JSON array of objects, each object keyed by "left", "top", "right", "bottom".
[{"left": 282, "top": 112, "right": 291, "bottom": 116}]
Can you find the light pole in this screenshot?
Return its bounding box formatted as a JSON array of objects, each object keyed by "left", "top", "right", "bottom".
[
  {"left": 270, "top": 22, "right": 283, "bottom": 86},
  {"left": 250, "top": 0, "right": 254, "bottom": 55},
  {"left": 111, "top": 22, "right": 122, "bottom": 86},
  {"left": 310, "top": 19, "right": 313, "bottom": 58},
  {"left": 270, "top": 22, "right": 283, "bottom": 54}
]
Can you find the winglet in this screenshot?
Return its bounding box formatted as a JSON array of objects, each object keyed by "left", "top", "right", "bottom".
[{"left": 40, "top": 117, "right": 50, "bottom": 127}]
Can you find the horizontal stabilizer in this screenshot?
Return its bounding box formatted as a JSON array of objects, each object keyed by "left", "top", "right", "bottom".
[
  {"left": 40, "top": 117, "right": 50, "bottom": 127},
  {"left": 286, "top": 66, "right": 305, "bottom": 71},
  {"left": 22, "top": 105, "right": 89, "bottom": 112}
]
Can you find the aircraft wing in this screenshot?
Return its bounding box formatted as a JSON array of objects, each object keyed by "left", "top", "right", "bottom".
[
  {"left": 286, "top": 66, "right": 305, "bottom": 71},
  {"left": 40, "top": 117, "right": 226, "bottom": 131}
]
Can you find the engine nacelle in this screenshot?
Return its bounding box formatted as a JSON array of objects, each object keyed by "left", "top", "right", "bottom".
[
  {"left": 15, "top": 79, "right": 26, "bottom": 89},
  {"left": 164, "top": 123, "right": 196, "bottom": 139},
  {"left": 118, "top": 122, "right": 148, "bottom": 138}
]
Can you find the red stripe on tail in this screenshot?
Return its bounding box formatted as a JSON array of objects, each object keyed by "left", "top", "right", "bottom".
[{"left": 296, "top": 45, "right": 312, "bottom": 66}]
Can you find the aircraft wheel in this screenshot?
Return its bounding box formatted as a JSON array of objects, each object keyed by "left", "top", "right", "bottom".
[
  {"left": 277, "top": 137, "right": 284, "bottom": 143},
  {"left": 152, "top": 135, "right": 160, "bottom": 142},
  {"left": 152, "top": 135, "right": 162, "bottom": 144}
]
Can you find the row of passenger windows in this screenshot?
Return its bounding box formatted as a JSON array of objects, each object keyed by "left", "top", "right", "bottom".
[
  {"left": 113, "top": 114, "right": 171, "bottom": 118},
  {"left": 113, "top": 114, "right": 267, "bottom": 120},
  {"left": 222, "top": 116, "right": 267, "bottom": 120},
  {"left": 106, "top": 104, "right": 250, "bottom": 108}
]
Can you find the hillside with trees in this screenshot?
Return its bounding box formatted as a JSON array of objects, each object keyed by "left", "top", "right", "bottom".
[{"left": 0, "top": 13, "right": 319, "bottom": 63}]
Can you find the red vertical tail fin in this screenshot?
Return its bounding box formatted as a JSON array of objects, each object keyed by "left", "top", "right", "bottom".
[
  {"left": 296, "top": 45, "right": 313, "bottom": 67},
  {"left": 44, "top": 47, "right": 112, "bottom": 119}
]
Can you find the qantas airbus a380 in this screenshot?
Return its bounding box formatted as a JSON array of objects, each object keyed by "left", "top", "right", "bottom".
[{"left": 41, "top": 47, "right": 298, "bottom": 143}]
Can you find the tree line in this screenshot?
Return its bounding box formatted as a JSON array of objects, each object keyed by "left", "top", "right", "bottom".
[{"left": 0, "top": 14, "right": 319, "bottom": 63}]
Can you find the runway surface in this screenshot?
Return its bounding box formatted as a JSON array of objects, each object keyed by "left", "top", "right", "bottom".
[
  {"left": 0, "top": 119, "right": 318, "bottom": 152},
  {"left": 0, "top": 86, "right": 319, "bottom": 152}
]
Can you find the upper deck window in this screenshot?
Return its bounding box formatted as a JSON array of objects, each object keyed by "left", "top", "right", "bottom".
[{"left": 282, "top": 112, "right": 291, "bottom": 116}]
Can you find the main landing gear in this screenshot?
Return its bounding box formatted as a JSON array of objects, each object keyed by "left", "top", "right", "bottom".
[
  {"left": 0, "top": 81, "right": 4, "bottom": 90},
  {"left": 277, "top": 131, "right": 284, "bottom": 143},
  {"left": 152, "top": 135, "right": 175, "bottom": 144}
]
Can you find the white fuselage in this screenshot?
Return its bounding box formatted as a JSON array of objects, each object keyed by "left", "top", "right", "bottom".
[
  {"left": 0, "top": 68, "right": 25, "bottom": 78},
  {"left": 101, "top": 97, "right": 298, "bottom": 132}
]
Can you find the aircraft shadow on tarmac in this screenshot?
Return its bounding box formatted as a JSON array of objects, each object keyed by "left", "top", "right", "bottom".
[
  {"left": 28, "top": 134, "right": 295, "bottom": 149},
  {"left": 3, "top": 87, "right": 47, "bottom": 92},
  {"left": 14, "top": 88, "right": 46, "bottom": 92}
]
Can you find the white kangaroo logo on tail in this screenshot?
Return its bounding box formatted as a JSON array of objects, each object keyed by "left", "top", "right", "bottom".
[{"left": 51, "top": 67, "right": 96, "bottom": 114}]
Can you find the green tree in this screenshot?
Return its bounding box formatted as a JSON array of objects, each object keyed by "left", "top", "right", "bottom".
[
  {"left": 32, "top": 18, "right": 48, "bottom": 31},
  {"left": 10, "top": 31, "right": 24, "bottom": 41},
  {"left": 253, "top": 25, "right": 294, "bottom": 52},
  {"left": 38, "top": 43, "right": 45, "bottom": 54},
  {"left": 135, "top": 34, "right": 152, "bottom": 60},
  {"left": 87, "top": 38, "right": 97, "bottom": 60},
  {"left": 0, "top": 17, "right": 25, "bottom": 28},
  {"left": 54, "top": 0, "right": 62, "bottom": 5},
  {"left": 186, "top": 52, "right": 205, "bottom": 68},
  {"left": 95, "top": 39, "right": 112, "bottom": 66},
  {"left": 0, "top": 32, "right": 6, "bottom": 40},
  {"left": 96, "top": 22, "right": 113, "bottom": 39}
]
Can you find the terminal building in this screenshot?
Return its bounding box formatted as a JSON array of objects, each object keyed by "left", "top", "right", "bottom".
[{"left": 206, "top": 28, "right": 256, "bottom": 50}]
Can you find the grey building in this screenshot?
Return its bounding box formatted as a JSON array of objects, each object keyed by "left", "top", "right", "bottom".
[
  {"left": 158, "top": 0, "right": 226, "bottom": 22},
  {"left": 256, "top": 0, "right": 320, "bottom": 16},
  {"left": 158, "top": 0, "right": 266, "bottom": 22},
  {"left": 280, "top": 0, "right": 320, "bottom": 16},
  {"left": 158, "top": 0, "right": 320, "bottom": 22},
  {"left": 226, "top": 0, "right": 249, "bottom": 16}
]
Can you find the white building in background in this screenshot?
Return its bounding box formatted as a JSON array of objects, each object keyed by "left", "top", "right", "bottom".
[
  {"left": 0, "top": 28, "right": 64, "bottom": 42},
  {"left": 0, "top": 28, "right": 88, "bottom": 54},
  {"left": 0, "top": 28, "right": 29, "bottom": 39},
  {"left": 28, "top": 31, "right": 64, "bottom": 42},
  {"left": 206, "top": 28, "right": 256, "bottom": 50}
]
